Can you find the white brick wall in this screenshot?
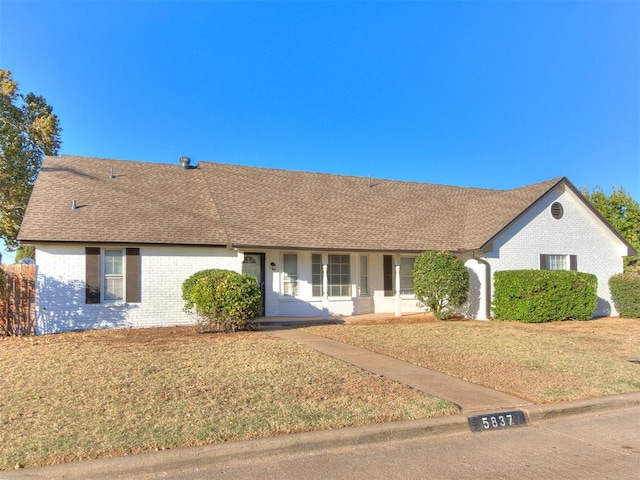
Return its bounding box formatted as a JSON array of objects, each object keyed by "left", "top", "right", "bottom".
[
  {"left": 35, "top": 245, "right": 240, "bottom": 334},
  {"left": 480, "top": 185, "right": 628, "bottom": 317}
]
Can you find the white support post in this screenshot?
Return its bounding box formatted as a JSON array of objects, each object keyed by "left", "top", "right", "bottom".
[
  {"left": 322, "top": 263, "right": 329, "bottom": 320},
  {"left": 394, "top": 263, "right": 401, "bottom": 317}
]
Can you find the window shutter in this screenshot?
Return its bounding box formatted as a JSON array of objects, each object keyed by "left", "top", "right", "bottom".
[
  {"left": 125, "top": 248, "right": 141, "bottom": 303},
  {"left": 539, "top": 254, "right": 547, "bottom": 270},
  {"left": 86, "top": 247, "right": 101, "bottom": 304},
  {"left": 569, "top": 255, "right": 577, "bottom": 271},
  {"left": 383, "top": 255, "right": 393, "bottom": 296}
]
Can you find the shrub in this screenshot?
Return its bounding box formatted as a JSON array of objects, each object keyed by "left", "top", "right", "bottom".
[
  {"left": 492, "top": 270, "right": 597, "bottom": 323},
  {"left": 182, "top": 269, "right": 262, "bottom": 332},
  {"left": 413, "top": 251, "right": 469, "bottom": 319},
  {"left": 609, "top": 273, "right": 640, "bottom": 318}
]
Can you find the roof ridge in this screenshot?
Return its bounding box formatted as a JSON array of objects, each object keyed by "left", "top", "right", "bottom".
[{"left": 198, "top": 160, "right": 506, "bottom": 193}]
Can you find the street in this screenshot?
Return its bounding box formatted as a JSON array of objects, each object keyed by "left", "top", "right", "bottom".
[
  {"left": 114, "top": 406, "right": 640, "bottom": 479},
  {"left": 172, "top": 408, "right": 639, "bottom": 480},
  {"left": 4, "top": 405, "right": 638, "bottom": 480}
]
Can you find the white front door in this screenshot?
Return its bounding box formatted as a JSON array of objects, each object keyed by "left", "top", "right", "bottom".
[{"left": 242, "top": 253, "right": 265, "bottom": 313}]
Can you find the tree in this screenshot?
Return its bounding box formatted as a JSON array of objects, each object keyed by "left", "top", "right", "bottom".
[
  {"left": 0, "top": 69, "right": 61, "bottom": 250},
  {"left": 582, "top": 186, "right": 640, "bottom": 273},
  {"left": 413, "top": 251, "right": 469, "bottom": 319},
  {"left": 14, "top": 245, "right": 35, "bottom": 264}
]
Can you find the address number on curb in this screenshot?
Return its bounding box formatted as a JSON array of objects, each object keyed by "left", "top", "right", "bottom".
[{"left": 467, "top": 410, "right": 528, "bottom": 433}]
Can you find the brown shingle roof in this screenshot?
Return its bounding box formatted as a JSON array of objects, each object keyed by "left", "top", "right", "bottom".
[
  {"left": 18, "top": 156, "right": 228, "bottom": 246},
  {"left": 18, "top": 155, "right": 561, "bottom": 252}
]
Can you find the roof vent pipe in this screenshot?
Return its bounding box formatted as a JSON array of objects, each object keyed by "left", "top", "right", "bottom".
[{"left": 179, "top": 156, "right": 191, "bottom": 169}]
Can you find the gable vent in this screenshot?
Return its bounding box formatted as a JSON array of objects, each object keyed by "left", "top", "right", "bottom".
[{"left": 550, "top": 202, "right": 564, "bottom": 219}]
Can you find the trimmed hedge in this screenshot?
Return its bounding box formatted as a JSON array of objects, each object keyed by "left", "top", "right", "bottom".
[
  {"left": 609, "top": 274, "right": 640, "bottom": 318},
  {"left": 182, "top": 269, "right": 262, "bottom": 332},
  {"left": 492, "top": 270, "right": 597, "bottom": 322}
]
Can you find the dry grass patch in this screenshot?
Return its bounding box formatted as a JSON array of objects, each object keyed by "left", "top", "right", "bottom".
[
  {"left": 0, "top": 327, "right": 456, "bottom": 470},
  {"left": 307, "top": 317, "right": 640, "bottom": 404}
]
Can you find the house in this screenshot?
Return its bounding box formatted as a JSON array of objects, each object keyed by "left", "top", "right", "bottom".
[{"left": 18, "top": 155, "right": 635, "bottom": 334}]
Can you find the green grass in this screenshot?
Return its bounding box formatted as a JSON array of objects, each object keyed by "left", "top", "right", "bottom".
[{"left": 0, "top": 328, "right": 456, "bottom": 470}]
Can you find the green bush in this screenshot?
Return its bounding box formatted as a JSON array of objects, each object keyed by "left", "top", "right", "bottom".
[
  {"left": 413, "top": 251, "right": 469, "bottom": 319},
  {"left": 492, "top": 270, "right": 597, "bottom": 322},
  {"left": 609, "top": 273, "right": 640, "bottom": 318},
  {"left": 182, "top": 269, "right": 262, "bottom": 332}
]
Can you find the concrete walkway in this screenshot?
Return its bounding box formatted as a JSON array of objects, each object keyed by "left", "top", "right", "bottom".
[{"left": 268, "top": 327, "right": 531, "bottom": 413}]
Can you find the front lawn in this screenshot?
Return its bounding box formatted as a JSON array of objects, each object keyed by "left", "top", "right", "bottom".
[
  {"left": 0, "top": 328, "right": 456, "bottom": 470},
  {"left": 2, "top": 317, "right": 638, "bottom": 470},
  {"left": 308, "top": 317, "right": 640, "bottom": 403}
]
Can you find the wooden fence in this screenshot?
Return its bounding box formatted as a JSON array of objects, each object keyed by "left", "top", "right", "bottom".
[{"left": 0, "top": 264, "right": 36, "bottom": 336}]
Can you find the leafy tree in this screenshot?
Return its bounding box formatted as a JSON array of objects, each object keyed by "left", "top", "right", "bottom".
[
  {"left": 14, "top": 245, "right": 35, "bottom": 264},
  {"left": 0, "top": 69, "right": 61, "bottom": 250},
  {"left": 582, "top": 186, "right": 640, "bottom": 273},
  {"left": 413, "top": 251, "right": 469, "bottom": 319}
]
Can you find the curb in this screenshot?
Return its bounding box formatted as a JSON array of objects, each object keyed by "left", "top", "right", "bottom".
[
  {"left": 522, "top": 390, "right": 640, "bottom": 423},
  {"left": 4, "top": 392, "right": 639, "bottom": 480}
]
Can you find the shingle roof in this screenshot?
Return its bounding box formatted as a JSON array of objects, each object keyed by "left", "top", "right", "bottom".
[
  {"left": 18, "top": 156, "right": 227, "bottom": 246},
  {"left": 18, "top": 155, "right": 562, "bottom": 252}
]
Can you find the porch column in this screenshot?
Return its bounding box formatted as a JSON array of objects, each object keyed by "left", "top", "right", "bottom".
[
  {"left": 394, "top": 263, "right": 401, "bottom": 317},
  {"left": 322, "top": 263, "right": 329, "bottom": 320},
  {"left": 464, "top": 258, "right": 489, "bottom": 320}
]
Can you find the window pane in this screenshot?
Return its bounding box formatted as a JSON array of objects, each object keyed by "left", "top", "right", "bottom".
[
  {"left": 547, "top": 255, "right": 567, "bottom": 270},
  {"left": 400, "top": 257, "right": 415, "bottom": 294},
  {"left": 328, "top": 254, "right": 350, "bottom": 297},
  {"left": 105, "top": 277, "right": 123, "bottom": 300},
  {"left": 360, "top": 255, "right": 368, "bottom": 295},
  {"left": 283, "top": 254, "right": 297, "bottom": 275},
  {"left": 105, "top": 250, "right": 123, "bottom": 275},
  {"left": 283, "top": 254, "right": 298, "bottom": 296},
  {"left": 312, "top": 254, "right": 322, "bottom": 296},
  {"left": 104, "top": 250, "right": 124, "bottom": 300}
]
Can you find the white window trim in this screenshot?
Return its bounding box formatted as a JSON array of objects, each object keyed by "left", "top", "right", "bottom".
[
  {"left": 359, "top": 254, "right": 369, "bottom": 297},
  {"left": 282, "top": 253, "right": 298, "bottom": 297},
  {"left": 399, "top": 256, "right": 416, "bottom": 296},
  {"left": 327, "top": 253, "right": 351, "bottom": 298},
  {"left": 102, "top": 248, "right": 126, "bottom": 304}
]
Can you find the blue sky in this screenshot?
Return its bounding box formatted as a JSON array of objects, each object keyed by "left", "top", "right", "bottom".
[{"left": 1, "top": 0, "right": 639, "bottom": 262}]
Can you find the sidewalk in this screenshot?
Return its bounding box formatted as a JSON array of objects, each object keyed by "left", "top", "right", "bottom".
[{"left": 268, "top": 327, "right": 530, "bottom": 413}]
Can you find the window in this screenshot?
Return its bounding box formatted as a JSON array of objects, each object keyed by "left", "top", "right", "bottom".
[
  {"left": 328, "top": 254, "right": 350, "bottom": 296},
  {"left": 540, "top": 254, "right": 577, "bottom": 271},
  {"left": 312, "top": 254, "right": 323, "bottom": 297},
  {"left": 85, "top": 247, "right": 140, "bottom": 304},
  {"left": 360, "top": 255, "right": 369, "bottom": 296},
  {"left": 400, "top": 257, "right": 415, "bottom": 295},
  {"left": 311, "top": 254, "right": 352, "bottom": 297},
  {"left": 104, "top": 250, "right": 124, "bottom": 300},
  {"left": 283, "top": 254, "right": 298, "bottom": 296}
]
